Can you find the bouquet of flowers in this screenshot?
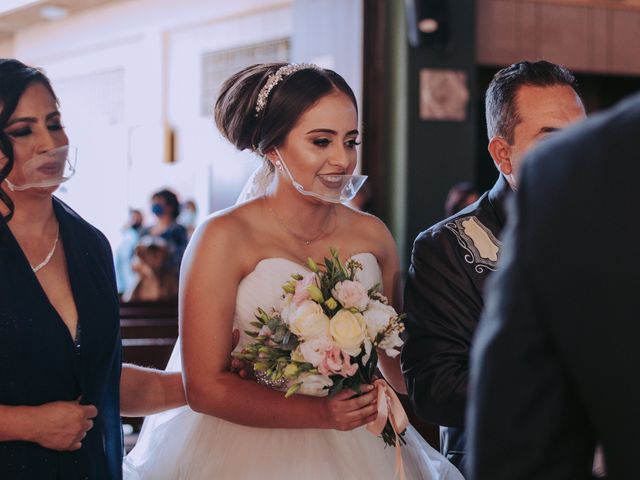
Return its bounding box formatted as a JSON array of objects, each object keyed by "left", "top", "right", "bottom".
[{"left": 235, "top": 248, "right": 406, "bottom": 446}]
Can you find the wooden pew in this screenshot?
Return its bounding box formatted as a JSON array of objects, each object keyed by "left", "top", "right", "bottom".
[
  {"left": 120, "top": 299, "right": 179, "bottom": 368},
  {"left": 120, "top": 299, "right": 178, "bottom": 450}
]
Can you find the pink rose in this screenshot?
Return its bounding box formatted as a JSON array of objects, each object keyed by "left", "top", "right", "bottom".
[
  {"left": 298, "top": 336, "right": 333, "bottom": 367},
  {"left": 292, "top": 273, "right": 317, "bottom": 306},
  {"left": 318, "top": 346, "right": 358, "bottom": 378},
  {"left": 332, "top": 280, "right": 369, "bottom": 311}
]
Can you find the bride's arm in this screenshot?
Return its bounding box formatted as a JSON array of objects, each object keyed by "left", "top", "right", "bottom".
[
  {"left": 368, "top": 216, "right": 408, "bottom": 395},
  {"left": 180, "top": 214, "right": 378, "bottom": 430},
  {"left": 120, "top": 365, "right": 185, "bottom": 417}
]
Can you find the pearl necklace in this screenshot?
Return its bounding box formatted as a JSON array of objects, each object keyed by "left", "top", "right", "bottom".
[{"left": 31, "top": 230, "right": 59, "bottom": 273}]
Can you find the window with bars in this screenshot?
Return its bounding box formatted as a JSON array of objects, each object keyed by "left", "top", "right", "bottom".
[{"left": 200, "top": 38, "right": 289, "bottom": 116}]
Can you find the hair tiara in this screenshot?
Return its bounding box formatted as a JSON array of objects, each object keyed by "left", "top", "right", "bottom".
[{"left": 254, "top": 63, "right": 318, "bottom": 115}]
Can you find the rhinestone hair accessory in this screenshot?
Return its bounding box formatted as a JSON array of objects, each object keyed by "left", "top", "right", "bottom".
[{"left": 254, "top": 63, "right": 317, "bottom": 115}]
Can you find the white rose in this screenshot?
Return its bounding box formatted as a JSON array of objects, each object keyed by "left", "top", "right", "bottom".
[
  {"left": 298, "top": 336, "right": 332, "bottom": 367},
  {"left": 329, "top": 309, "right": 367, "bottom": 356},
  {"left": 363, "top": 300, "right": 397, "bottom": 340},
  {"left": 289, "top": 301, "right": 330, "bottom": 339},
  {"left": 297, "top": 372, "right": 332, "bottom": 397},
  {"left": 378, "top": 332, "right": 404, "bottom": 358},
  {"left": 332, "top": 280, "right": 370, "bottom": 311}
]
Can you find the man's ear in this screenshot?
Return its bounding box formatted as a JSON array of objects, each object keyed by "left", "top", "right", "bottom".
[{"left": 488, "top": 136, "right": 513, "bottom": 176}]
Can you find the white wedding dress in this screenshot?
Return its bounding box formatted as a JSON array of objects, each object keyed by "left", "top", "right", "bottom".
[{"left": 123, "top": 253, "right": 463, "bottom": 480}]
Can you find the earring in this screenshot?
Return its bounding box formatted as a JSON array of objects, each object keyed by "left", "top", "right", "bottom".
[{"left": 275, "top": 160, "right": 283, "bottom": 171}]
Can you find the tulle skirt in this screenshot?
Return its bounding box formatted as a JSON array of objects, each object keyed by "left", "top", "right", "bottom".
[{"left": 123, "top": 404, "right": 463, "bottom": 480}]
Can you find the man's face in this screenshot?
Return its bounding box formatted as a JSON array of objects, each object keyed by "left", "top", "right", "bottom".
[{"left": 493, "top": 84, "right": 586, "bottom": 189}]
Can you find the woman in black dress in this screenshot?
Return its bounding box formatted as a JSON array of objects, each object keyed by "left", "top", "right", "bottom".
[{"left": 0, "top": 59, "right": 185, "bottom": 479}]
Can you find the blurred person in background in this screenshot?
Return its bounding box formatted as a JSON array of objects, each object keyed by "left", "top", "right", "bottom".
[
  {"left": 123, "top": 236, "right": 179, "bottom": 302},
  {"left": 114, "top": 208, "right": 144, "bottom": 295},
  {"left": 444, "top": 181, "right": 479, "bottom": 218},
  {"left": 177, "top": 199, "right": 198, "bottom": 239},
  {"left": 143, "top": 188, "right": 188, "bottom": 270}
]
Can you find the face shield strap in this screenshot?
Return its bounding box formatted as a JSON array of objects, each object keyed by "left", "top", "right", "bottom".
[
  {"left": 4, "top": 145, "right": 77, "bottom": 192},
  {"left": 274, "top": 148, "right": 367, "bottom": 204}
]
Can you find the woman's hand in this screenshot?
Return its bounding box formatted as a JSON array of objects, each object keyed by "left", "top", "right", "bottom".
[
  {"left": 30, "top": 400, "right": 97, "bottom": 451},
  {"left": 321, "top": 385, "right": 378, "bottom": 431},
  {"left": 229, "top": 329, "right": 255, "bottom": 380}
]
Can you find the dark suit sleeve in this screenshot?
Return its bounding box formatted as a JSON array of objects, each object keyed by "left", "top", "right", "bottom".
[
  {"left": 402, "top": 228, "right": 483, "bottom": 427},
  {"left": 467, "top": 182, "right": 594, "bottom": 480}
]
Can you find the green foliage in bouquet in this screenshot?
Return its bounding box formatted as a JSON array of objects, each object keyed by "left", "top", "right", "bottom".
[{"left": 234, "top": 307, "right": 317, "bottom": 394}]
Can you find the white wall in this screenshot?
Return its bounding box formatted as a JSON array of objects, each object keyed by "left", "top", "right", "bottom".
[
  {"left": 291, "top": 0, "right": 362, "bottom": 118},
  {"left": 0, "top": 38, "right": 15, "bottom": 57}
]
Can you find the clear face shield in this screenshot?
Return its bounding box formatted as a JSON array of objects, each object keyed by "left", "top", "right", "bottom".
[
  {"left": 274, "top": 148, "right": 367, "bottom": 204},
  {"left": 4, "top": 145, "right": 77, "bottom": 192}
]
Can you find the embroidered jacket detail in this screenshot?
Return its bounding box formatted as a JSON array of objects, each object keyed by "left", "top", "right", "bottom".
[{"left": 444, "top": 216, "right": 502, "bottom": 273}]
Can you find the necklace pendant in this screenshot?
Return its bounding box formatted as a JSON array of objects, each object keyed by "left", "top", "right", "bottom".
[{"left": 304, "top": 240, "right": 311, "bottom": 246}]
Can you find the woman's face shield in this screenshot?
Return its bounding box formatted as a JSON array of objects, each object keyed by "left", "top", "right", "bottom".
[
  {"left": 274, "top": 148, "right": 367, "bottom": 204},
  {"left": 4, "top": 145, "right": 77, "bottom": 191}
]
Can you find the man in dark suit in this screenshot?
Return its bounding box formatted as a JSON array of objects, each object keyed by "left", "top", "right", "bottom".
[
  {"left": 468, "top": 92, "right": 640, "bottom": 479},
  {"left": 402, "top": 61, "right": 586, "bottom": 476}
]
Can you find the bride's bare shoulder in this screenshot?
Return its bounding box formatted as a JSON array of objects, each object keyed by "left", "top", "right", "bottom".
[
  {"left": 188, "top": 199, "right": 264, "bottom": 255},
  {"left": 199, "top": 199, "right": 262, "bottom": 232},
  {"left": 340, "top": 205, "right": 391, "bottom": 237},
  {"left": 338, "top": 206, "right": 397, "bottom": 261}
]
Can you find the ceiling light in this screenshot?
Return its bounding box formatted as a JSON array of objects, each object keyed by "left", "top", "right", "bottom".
[{"left": 40, "top": 5, "right": 69, "bottom": 20}]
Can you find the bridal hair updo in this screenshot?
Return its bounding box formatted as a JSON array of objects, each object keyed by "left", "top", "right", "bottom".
[
  {"left": 214, "top": 63, "right": 357, "bottom": 163},
  {"left": 0, "top": 58, "right": 58, "bottom": 220}
]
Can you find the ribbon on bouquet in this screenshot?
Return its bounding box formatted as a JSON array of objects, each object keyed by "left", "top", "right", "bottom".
[{"left": 366, "top": 379, "right": 409, "bottom": 480}]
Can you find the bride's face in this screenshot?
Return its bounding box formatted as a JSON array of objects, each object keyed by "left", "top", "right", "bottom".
[{"left": 272, "top": 91, "right": 359, "bottom": 190}]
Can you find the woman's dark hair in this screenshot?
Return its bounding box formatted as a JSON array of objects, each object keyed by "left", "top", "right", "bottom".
[
  {"left": 0, "top": 58, "right": 58, "bottom": 221},
  {"left": 152, "top": 188, "right": 181, "bottom": 219},
  {"left": 214, "top": 63, "right": 357, "bottom": 163}
]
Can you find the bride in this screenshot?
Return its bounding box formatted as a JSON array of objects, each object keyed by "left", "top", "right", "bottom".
[{"left": 124, "top": 63, "right": 463, "bottom": 479}]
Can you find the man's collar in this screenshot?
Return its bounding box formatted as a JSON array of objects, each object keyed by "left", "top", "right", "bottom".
[{"left": 487, "top": 175, "right": 512, "bottom": 228}]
